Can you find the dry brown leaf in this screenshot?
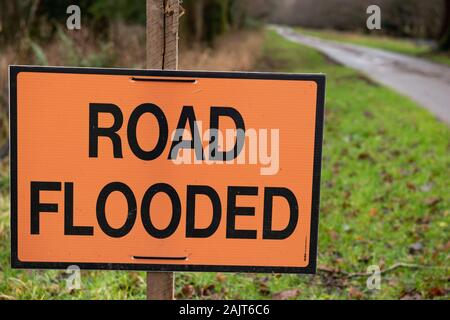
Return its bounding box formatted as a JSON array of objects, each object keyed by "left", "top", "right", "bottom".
[
  {"left": 406, "top": 182, "right": 416, "bottom": 191},
  {"left": 272, "top": 289, "right": 300, "bottom": 300},
  {"left": 425, "top": 197, "right": 442, "bottom": 207},
  {"left": 348, "top": 287, "right": 364, "bottom": 299},
  {"left": 258, "top": 282, "right": 270, "bottom": 296},
  {"left": 216, "top": 273, "right": 227, "bottom": 283},
  {"left": 427, "top": 287, "right": 446, "bottom": 298},
  {"left": 400, "top": 290, "right": 422, "bottom": 300},
  {"left": 201, "top": 284, "right": 215, "bottom": 297},
  {"left": 181, "top": 284, "right": 195, "bottom": 298}
]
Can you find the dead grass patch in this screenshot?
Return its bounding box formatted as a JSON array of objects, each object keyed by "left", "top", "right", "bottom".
[{"left": 180, "top": 30, "right": 264, "bottom": 71}]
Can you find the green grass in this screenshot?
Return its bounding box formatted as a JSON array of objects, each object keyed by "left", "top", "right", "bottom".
[
  {"left": 0, "top": 30, "right": 449, "bottom": 300},
  {"left": 297, "top": 28, "right": 450, "bottom": 67}
]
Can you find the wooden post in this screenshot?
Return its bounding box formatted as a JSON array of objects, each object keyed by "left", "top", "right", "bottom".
[
  {"left": 147, "top": 0, "right": 180, "bottom": 70},
  {"left": 145, "top": 0, "right": 180, "bottom": 300}
]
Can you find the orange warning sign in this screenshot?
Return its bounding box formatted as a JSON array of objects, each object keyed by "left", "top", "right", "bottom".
[{"left": 10, "top": 66, "right": 325, "bottom": 273}]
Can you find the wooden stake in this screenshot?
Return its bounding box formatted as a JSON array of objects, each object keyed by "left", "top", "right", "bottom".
[
  {"left": 147, "top": 0, "right": 180, "bottom": 70},
  {"left": 146, "top": 271, "right": 174, "bottom": 300},
  {"left": 145, "top": 0, "right": 180, "bottom": 300}
]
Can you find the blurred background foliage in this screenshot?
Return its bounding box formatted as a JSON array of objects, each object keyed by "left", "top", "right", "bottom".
[
  {"left": 0, "top": 0, "right": 273, "bottom": 46},
  {"left": 270, "top": 0, "right": 447, "bottom": 42},
  {"left": 0, "top": 0, "right": 448, "bottom": 53}
]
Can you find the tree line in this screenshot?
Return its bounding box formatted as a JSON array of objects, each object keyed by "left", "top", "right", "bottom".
[
  {"left": 269, "top": 0, "right": 450, "bottom": 50},
  {"left": 0, "top": 0, "right": 274, "bottom": 46},
  {"left": 3, "top": 1, "right": 447, "bottom": 49}
]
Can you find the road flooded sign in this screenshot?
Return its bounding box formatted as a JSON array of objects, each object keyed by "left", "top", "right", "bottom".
[{"left": 10, "top": 66, "right": 325, "bottom": 273}]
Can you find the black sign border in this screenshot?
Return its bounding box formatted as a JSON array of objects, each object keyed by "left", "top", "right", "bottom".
[{"left": 9, "top": 65, "right": 325, "bottom": 274}]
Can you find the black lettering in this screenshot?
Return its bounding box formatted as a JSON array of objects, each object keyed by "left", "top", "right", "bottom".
[
  {"left": 209, "top": 107, "right": 245, "bottom": 161},
  {"left": 141, "top": 183, "right": 181, "bottom": 239},
  {"left": 226, "top": 186, "right": 257, "bottom": 239},
  {"left": 96, "top": 182, "right": 137, "bottom": 238},
  {"left": 186, "top": 185, "right": 221, "bottom": 238},
  {"left": 263, "top": 187, "right": 299, "bottom": 240},
  {"left": 89, "top": 103, "right": 123, "bottom": 158},
  {"left": 127, "top": 103, "right": 168, "bottom": 160},
  {"left": 64, "top": 183, "right": 94, "bottom": 236},
  {"left": 30, "top": 181, "right": 61, "bottom": 235}
]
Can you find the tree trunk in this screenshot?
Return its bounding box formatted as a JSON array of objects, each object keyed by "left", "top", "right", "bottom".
[
  {"left": 193, "top": 0, "right": 205, "bottom": 42},
  {"left": 439, "top": 0, "right": 450, "bottom": 50}
]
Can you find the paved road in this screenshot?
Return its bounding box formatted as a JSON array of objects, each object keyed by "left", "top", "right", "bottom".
[{"left": 274, "top": 26, "right": 450, "bottom": 124}]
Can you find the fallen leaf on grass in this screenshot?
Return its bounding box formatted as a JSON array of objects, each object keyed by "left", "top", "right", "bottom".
[
  {"left": 201, "top": 284, "right": 215, "bottom": 297},
  {"left": 400, "top": 290, "right": 422, "bottom": 300},
  {"left": 258, "top": 282, "right": 271, "bottom": 296},
  {"left": 318, "top": 265, "right": 337, "bottom": 273},
  {"left": 425, "top": 197, "right": 441, "bottom": 207},
  {"left": 358, "top": 255, "right": 371, "bottom": 264},
  {"left": 406, "top": 182, "right": 416, "bottom": 191},
  {"left": 363, "top": 111, "right": 374, "bottom": 119},
  {"left": 388, "top": 279, "right": 399, "bottom": 287},
  {"left": 343, "top": 190, "right": 351, "bottom": 199},
  {"left": 419, "top": 183, "right": 433, "bottom": 192},
  {"left": 272, "top": 289, "right": 300, "bottom": 300},
  {"left": 390, "top": 149, "right": 401, "bottom": 157},
  {"left": 378, "top": 259, "right": 386, "bottom": 270},
  {"left": 358, "top": 152, "right": 373, "bottom": 161},
  {"left": 48, "top": 284, "right": 61, "bottom": 296},
  {"left": 216, "top": 273, "right": 226, "bottom": 283},
  {"left": 409, "top": 242, "right": 423, "bottom": 255},
  {"left": 348, "top": 287, "right": 364, "bottom": 299},
  {"left": 427, "top": 287, "right": 446, "bottom": 298},
  {"left": 416, "top": 216, "right": 431, "bottom": 225},
  {"left": 329, "top": 230, "right": 339, "bottom": 241},
  {"left": 382, "top": 172, "right": 394, "bottom": 184},
  {"left": 181, "top": 284, "right": 195, "bottom": 298},
  {"left": 442, "top": 241, "right": 450, "bottom": 252}
]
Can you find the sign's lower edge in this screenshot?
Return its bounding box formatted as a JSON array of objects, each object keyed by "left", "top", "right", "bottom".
[{"left": 11, "top": 256, "right": 317, "bottom": 274}]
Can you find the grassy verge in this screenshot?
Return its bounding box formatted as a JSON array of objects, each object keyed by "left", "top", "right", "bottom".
[
  {"left": 0, "top": 29, "right": 449, "bottom": 300},
  {"left": 297, "top": 28, "right": 450, "bottom": 67}
]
